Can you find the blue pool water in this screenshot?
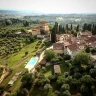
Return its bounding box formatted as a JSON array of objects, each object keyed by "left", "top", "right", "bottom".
[{"left": 27, "top": 57, "right": 38, "bottom": 66}]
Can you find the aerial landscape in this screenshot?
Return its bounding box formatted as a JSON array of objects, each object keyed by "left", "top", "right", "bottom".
[{"left": 0, "top": 0, "right": 96, "bottom": 96}]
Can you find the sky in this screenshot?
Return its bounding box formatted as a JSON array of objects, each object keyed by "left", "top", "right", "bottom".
[{"left": 0, "top": 0, "right": 96, "bottom": 14}]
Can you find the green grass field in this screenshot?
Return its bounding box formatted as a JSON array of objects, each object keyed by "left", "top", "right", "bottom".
[
  {"left": 44, "top": 66, "right": 53, "bottom": 78},
  {"left": 0, "top": 39, "right": 46, "bottom": 93},
  {"left": 60, "top": 60, "right": 69, "bottom": 74},
  {"left": 0, "top": 38, "right": 68, "bottom": 95}
]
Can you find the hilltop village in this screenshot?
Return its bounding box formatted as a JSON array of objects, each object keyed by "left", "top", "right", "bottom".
[{"left": 0, "top": 19, "right": 96, "bottom": 96}]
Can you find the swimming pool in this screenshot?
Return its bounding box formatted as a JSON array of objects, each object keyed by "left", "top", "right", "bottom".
[{"left": 25, "top": 57, "right": 38, "bottom": 69}]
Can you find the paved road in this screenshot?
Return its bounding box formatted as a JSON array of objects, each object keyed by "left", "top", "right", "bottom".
[
  {"left": 38, "top": 50, "right": 45, "bottom": 63},
  {"left": 38, "top": 45, "right": 53, "bottom": 63}
]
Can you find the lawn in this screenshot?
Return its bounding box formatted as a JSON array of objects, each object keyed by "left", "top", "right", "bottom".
[
  {"left": 9, "top": 77, "right": 22, "bottom": 93},
  {"left": 44, "top": 66, "right": 53, "bottom": 78},
  {"left": 60, "top": 60, "right": 70, "bottom": 74},
  {"left": 8, "top": 40, "right": 38, "bottom": 68},
  {"left": 0, "top": 39, "right": 46, "bottom": 93}
]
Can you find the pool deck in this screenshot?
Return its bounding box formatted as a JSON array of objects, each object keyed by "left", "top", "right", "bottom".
[
  {"left": 26, "top": 45, "right": 53, "bottom": 73},
  {"left": 25, "top": 57, "right": 39, "bottom": 72}
]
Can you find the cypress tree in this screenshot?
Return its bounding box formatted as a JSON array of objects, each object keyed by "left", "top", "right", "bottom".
[
  {"left": 93, "top": 24, "right": 94, "bottom": 28},
  {"left": 71, "top": 24, "right": 72, "bottom": 30},
  {"left": 83, "top": 23, "right": 87, "bottom": 31},
  {"left": 51, "top": 25, "right": 56, "bottom": 43},
  {"left": 55, "top": 22, "right": 59, "bottom": 34},
  {"left": 76, "top": 25, "right": 79, "bottom": 32},
  {"left": 92, "top": 28, "right": 95, "bottom": 35},
  {"left": 66, "top": 24, "right": 68, "bottom": 32},
  {"left": 92, "top": 25, "right": 96, "bottom": 35},
  {"left": 59, "top": 24, "right": 63, "bottom": 33},
  {"left": 87, "top": 24, "right": 92, "bottom": 31},
  {"left": 62, "top": 26, "right": 65, "bottom": 33}
]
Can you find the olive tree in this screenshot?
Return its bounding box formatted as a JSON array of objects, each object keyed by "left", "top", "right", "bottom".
[
  {"left": 73, "top": 52, "right": 90, "bottom": 65},
  {"left": 44, "top": 50, "right": 56, "bottom": 61},
  {"left": 44, "top": 84, "right": 52, "bottom": 92},
  {"left": 62, "top": 90, "right": 71, "bottom": 96},
  {"left": 61, "top": 84, "right": 70, "bottom": 91}
]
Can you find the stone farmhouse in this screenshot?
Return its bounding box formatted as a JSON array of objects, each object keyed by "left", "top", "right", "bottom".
[{"left": 53, "top": 31, "right": 96, "bottom": 57}]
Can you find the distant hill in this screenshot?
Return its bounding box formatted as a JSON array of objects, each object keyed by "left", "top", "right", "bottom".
[{"left": 0, "top": 9, "right": 42, "bottom": 16}]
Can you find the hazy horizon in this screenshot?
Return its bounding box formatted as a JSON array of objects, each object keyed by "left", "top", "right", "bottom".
[
  {"left": 1, "top": 9, "right": 96, "bottom": 14},
  {"left": 0, "top": 0, "right": 96, "bottom": 14}
]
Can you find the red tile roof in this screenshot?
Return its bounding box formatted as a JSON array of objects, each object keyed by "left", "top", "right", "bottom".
[
  {"left": 86, "top": 36, "right": 96, "bottom": 43},
  {"left": 32, "top": 26, "right": 40, "bottom": 31},
  {"left": 40, "top": 21, "right": 48, "bottom": 24},
  {"left": 67, "top": 43, "right": 80, "bottom": 51},
  {"left": 53, "top": 43, "right": 64, "bottom": 50},
  {"left": 80, "top": 31, "right": 92, "bottom": 36},
  {"left": 64, "top": 42, "right": 71, "bottom": 46},
  {"left": 91, "top": 41, "right": 96, "bottom": 46},
  {"left": 54, "top": 65, "right": 61, "bottom": 74}
]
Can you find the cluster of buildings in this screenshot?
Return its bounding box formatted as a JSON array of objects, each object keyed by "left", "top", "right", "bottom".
[
  {"left": 52, "top": 31, "right": 96, "bottom": 75},
  {"left": 12, "top": 21, "right": 50, "bottom": 38},
  {"left": 27, "top": 21, "right": 50, "bottom": 37},
  {"left": 53, "top": 31, "right": 96, "bottom": 58}
]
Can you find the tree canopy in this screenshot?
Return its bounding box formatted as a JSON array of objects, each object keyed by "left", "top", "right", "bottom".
[
  {"left": 61, "top": 84, "right": 70, "bottom": 91},
  {"left": 44, "top": 84, "right": 52, "bottom": 90},
  {"left": 21, "top": 72, "right": 34, "bottom": 89},
  {"left": 73, "top": 52, "right": 90, "bottom": 65},
  {"left": 17, "top": 88, "right": 29, "bottom": 96},
  {"left": 44, "top": 50, "right": 56, "bottom": 61}
]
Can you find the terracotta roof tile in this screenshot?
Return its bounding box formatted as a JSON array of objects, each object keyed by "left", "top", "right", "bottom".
[
  {"left": 86, "top": 36, "right": 96, "bottom": 43},
  {"left": 32, "top": 26, "right": 40, "bottom": 31},
  {"left": 54, "top": 65, "right": 61, "bottom": 74},
  {"left": 64, "top": 42, "right": 71, "bottom": 46},
  {"left": 40, "top": 21, "right": 48, "bottom": 24},
  {"left": 80, "top": 31, "right": 92, "bottom": 36},
  {"left": 67, "top": 43, "right": 80, "bottom": 51},
  {"left": 53, "top": 43, "right": 64, "bottom": 50}
]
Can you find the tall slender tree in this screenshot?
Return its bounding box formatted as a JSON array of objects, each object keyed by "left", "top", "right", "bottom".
[
  {"left": 66, "top": 24, "right": 68, "bottom": 32},
  {"left": 55, "top": 22, "right": 59, "bottom": 34},
  {"left": 83, "top": 23, "right": 87, "bottom": 31},
  {"left": 76, "top": 25, "right": 79, "bottom": 32},
  {"left": 92, "top": 26, "right": 96, "bottom": 35},
  {"left": 59, "top": 24, "right": 62, "bottom": 33},
  {"left": 51, "top": 24, "right": 56, "bottom": 43},
  {"left": 71, "top": 24, "right": 72, "bottom": 30},
  {"left": 62, "top": 26, "right": 65, "bottom": 33},
  {"left": 87, "top": 24, "right": 92, "bottom": 31}
]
